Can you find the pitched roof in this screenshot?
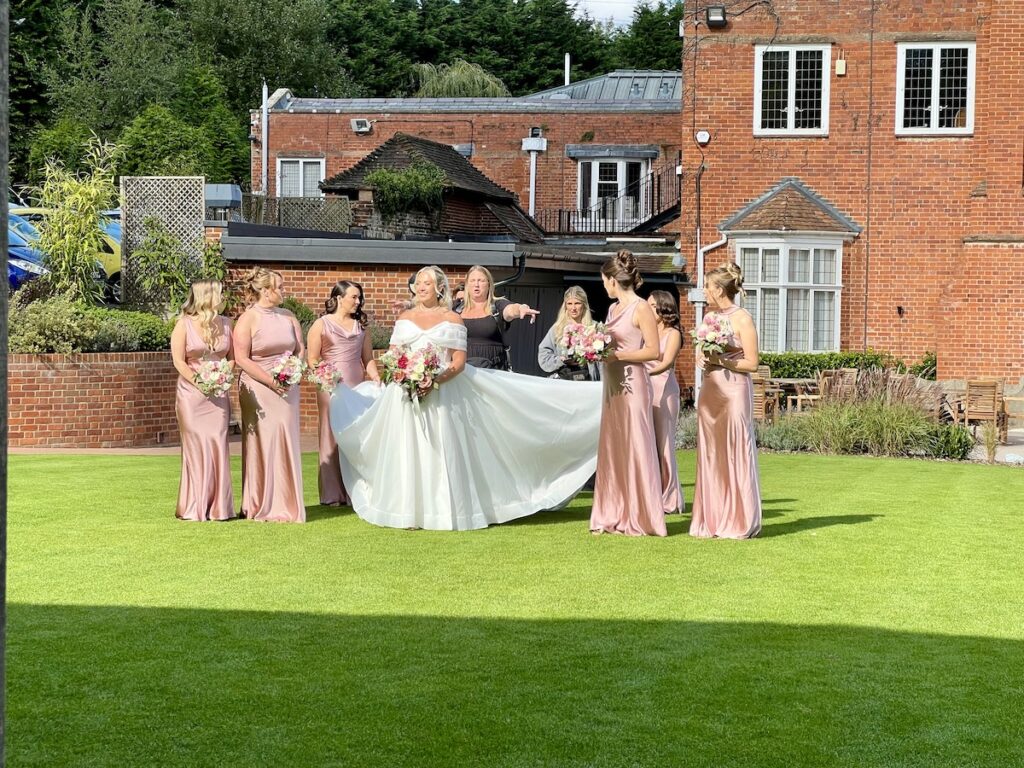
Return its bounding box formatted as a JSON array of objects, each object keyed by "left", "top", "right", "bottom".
[
  {"left": 484, "top": 202, "right": 545, "bottom": 244},
  {"left": 321, "top": 133, "right": 514, "bottom": 201},
  {"left": 719, "top": 178, "right": 862, "bottom": 234}
]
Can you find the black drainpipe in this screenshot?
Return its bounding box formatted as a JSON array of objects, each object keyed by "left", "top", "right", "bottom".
[{"left": 494, "top": 251, "right": 527, "bottom": 289}]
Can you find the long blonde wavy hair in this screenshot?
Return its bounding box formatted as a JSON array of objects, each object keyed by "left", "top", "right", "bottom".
[
  {"left": 553, "top": 285, "right": 593, "bottom": 342},
  {"left": 181, "top": 280, "right": 225, "bottom": 350}
]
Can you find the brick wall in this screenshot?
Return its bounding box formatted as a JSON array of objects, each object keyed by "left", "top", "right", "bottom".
[
  {"left": 9, "top": 353, "right": 182, "bottom": 448},
  {"left": 680, "top": 0, "right": 1023, "bottom": 380},
  {"left": 253, "top": 109, "right": 681, "bottom": 226}
]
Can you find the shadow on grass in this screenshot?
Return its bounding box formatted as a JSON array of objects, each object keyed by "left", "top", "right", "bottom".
[
  {"left": 304, "top": 503, "right": 355, "bottom": 523},
  {"left": 8, "top": 604, "right": 1021, "bottom": 767},
  {"left": 761, "top": 513, "right": 880, "bottom": 537}
]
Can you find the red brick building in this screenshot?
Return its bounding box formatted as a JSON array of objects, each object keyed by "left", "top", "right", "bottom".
[
  {"left": 680, "top": 0, "right": 1023, "bottom": 385},
  {"left": 249, "top": 70, "right": 682, "bottom": 235}
]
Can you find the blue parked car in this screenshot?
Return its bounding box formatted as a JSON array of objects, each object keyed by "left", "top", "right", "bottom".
[{"left": 7, "top": 216, "right": 48, "bottom": 291}]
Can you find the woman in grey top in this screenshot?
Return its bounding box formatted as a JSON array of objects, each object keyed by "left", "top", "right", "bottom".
[{"left": 538, "top": 285, "right": 601, "bottom": 381}]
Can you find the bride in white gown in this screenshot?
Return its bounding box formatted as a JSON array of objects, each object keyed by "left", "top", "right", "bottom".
[{"left": 330, "top": 266, "right": 603, "bottom": 531}]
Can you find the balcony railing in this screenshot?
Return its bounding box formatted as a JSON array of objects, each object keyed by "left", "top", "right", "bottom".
[{"left": 534, "top": 158, "right": 681, "bottom": 236}]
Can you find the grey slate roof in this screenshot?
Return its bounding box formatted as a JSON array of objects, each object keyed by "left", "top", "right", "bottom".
[
  {"left": 526, "top": 70, "right": 682, "bottom": 101},
  {"left": 263, "top": 71, "right": 682, "bottom": 114},
  {"left": 321, "top": 133, "right": 514, "bottom": 201}
]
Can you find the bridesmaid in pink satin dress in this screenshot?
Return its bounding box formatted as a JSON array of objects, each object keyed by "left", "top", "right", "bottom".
[
  {"left": 691, "top": 262, "right": 762, "bottom": 539},
  {"left": 590, "top": 250, "right": 667, "bottom": 537},
  {"left": 645, "top": 290, "right": 685, "bottom": 515},
  {"left": 306, "top": 280, "right": 381, "bottom": 506},
  {"left": 233, "top": 268, "right": 307, "bottom": 523},
  {"left": 171, "top": 280, "right": 236, "bottom": 521}
]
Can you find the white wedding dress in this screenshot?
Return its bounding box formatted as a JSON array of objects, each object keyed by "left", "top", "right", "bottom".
[{"left": 330, "top": 319, "right": 603, "bottom": 530}]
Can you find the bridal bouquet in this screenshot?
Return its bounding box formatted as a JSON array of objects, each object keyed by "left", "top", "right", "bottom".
[
  {"left": 560, "top": 322, "right": 613, "bottom": 367},
  {"left": 306, "top": 360, "right": 341, "bottom": 393},
  {"left": 690, "top": 313, "right": 735, "bottom": 354},
  {"left": 194, "top": 359, "right": 234, "bottom": 398},
  {"left": 379, "top": 343, "right": 444, "bottom": 401},
  {"left": 270, "top": 353, "right": 306, "bottom": 395}
]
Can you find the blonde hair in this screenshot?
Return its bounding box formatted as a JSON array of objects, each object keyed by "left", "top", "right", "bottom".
[
  {"left": 706, "top": 261, "right": 746, "bottom": 300},
  {"left": 414, "top": 265, "right": 451, "bottom": 310},
  {"left": 181, "top": 280, "right": 225, "bottom": 350},
  {"left": 464, "top": 265, "right": 506, "bottom": 315},
  {"left": 242, "top": 267, "right": 282, "bottom": 306},
  {"left": 553, "top": 285, "right": 593, "bottom": 342}
]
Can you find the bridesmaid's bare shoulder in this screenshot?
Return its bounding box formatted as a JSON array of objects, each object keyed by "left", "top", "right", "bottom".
[{"left": 731, "top": 308, "right": 755, "bottom": 329}]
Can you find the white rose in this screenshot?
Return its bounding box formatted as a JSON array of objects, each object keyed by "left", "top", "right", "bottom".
[{"left": 593, "top": 339, "right": 605, "bottom": 351}]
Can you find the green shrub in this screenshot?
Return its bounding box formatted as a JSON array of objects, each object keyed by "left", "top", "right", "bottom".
[
  {"left": 857, "top": 400, "right": 934, "bottom": 456},
  {"left": 9, "top": 294, "right": 100, "bottom": 353},
  {"left": 368, "top": 322, "right": 393, "bottom": 350},
  {"left": 85, "top": 307, "right": 173, "bottom": 351},
  {"left": 908, "top": 351, "right": 937, "bottom": 381},
  {"left": 755, "top": 415, "right": 809, "bottom": 452},
  {"left": 675, "top": 409, "right": 698, "bottom": 450},
  {"left": 282, "top": 297, "right": 316, "bottom": 334},
  {"left": 8, "top": 294, "right": 172, "bottom": 353},
  {"left": 799, "top": 403, "right": 863, "bottom": 454},
  {"left": 928, "top": 423, "right": 975, "bottom": 460},
  {"left": 366, "top": 161, "right": 446, "bottom": 222},
  {"left": 759, "top": 350, "right": 896, "bottom": 378}
]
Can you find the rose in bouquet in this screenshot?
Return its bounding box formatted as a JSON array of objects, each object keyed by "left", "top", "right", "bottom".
[
  {"left": 378, "top": 343, "right": 444, "bottom": 401},
  {"left": 270, "top": 353, "right": 306, "bottom": 396},
  {"left": 559, "top": 322, "right": 613, "bottom": 367},
  {"left": 194, "top": 359, "right": 234, "bottom": 398},
  {"left": 690, "top": 313, "right": 735, "bottom": 355},
  {"left": 306, "top": 360, "right": 341, "bottom": 393}
]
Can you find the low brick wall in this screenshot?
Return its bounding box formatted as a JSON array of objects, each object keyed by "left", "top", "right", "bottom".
[{"left": 9, "top": 352, "right": 325, "bottom": 449}]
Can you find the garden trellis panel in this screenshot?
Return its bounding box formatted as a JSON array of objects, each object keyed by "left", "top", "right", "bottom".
[{"left": 121, "top": 176, "right": 205, "bottom": 307}]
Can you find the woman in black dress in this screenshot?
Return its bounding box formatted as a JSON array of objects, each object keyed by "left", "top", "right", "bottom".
[{"left": 459, "top": 265, "right": 539, "bottom": 369}]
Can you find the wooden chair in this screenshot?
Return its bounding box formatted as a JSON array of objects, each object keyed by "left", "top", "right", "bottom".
[
  {"left": 752, "top": 375, "right": 777, "bottom": 422},
  {"left": 756, "top": 364, "right": 771, "bottom": 380},
  {"left": 962, "top": 379, "right": 1008, "bottom": 443},
  {"left": 787, "top": 369, "right": 837, "bottom": 412}
]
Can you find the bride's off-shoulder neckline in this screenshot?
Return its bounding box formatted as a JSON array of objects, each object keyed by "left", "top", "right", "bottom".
[{"left": 395, "top": 318, "right": 465, "bottom": 333}]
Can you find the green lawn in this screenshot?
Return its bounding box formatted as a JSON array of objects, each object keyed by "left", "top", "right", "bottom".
[{"left": 8, "top": 452, "right": 1024, "bottom": 767}]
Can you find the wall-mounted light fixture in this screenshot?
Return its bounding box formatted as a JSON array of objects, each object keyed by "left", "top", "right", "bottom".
[
  {"left": 705, "top": 5, "right": 727, "bottom": 28},
  {"left": 896, "top": 305, "right": 905, "bottom": 318}
]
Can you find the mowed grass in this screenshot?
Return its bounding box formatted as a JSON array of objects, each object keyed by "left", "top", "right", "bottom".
[{"left": 7, "top": 451, "right": 1024, "bottom": 767}]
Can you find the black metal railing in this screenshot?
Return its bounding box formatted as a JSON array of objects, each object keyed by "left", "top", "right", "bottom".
[{"left": 534, "top": 158, "right": 681, "bottom": 236}]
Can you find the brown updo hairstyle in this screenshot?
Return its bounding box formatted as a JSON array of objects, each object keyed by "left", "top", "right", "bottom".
[
  {"left": 242, "top": 266, "right": 283, "bottom": 306},
  {"left": 649, "top": 289, "right": 681, "bottom": 330},
  {"left": 323, "top": 280, "right": 368, "bottom": 329},
  {"left": 705, "top": 261, "right": 746, "bottom": 300},
  {"left": 601, "top": 249, "right": 643, "bottom": 291}
]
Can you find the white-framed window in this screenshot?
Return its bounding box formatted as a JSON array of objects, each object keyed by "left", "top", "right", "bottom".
[
  {"left": 576, "top": 158, "right": 650, "bottom": 230},
  {"left": 895, "top": 42, "right": 975, "bottom": 136},
  {"left": 277, "top": 158, "right": 325, "bottom": 198},
  {"left": 753, "top": 44, "right": 831, "bottom": 137},
  {"left": 734, "top": 237, "right": 843, "bottom": 352}
]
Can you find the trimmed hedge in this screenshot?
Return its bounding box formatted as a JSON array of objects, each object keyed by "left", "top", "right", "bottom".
[
  {"left": 758, "top": 350, "right": 897, "bottom": 378},
  {"left": 9, "top": 294, "right": 172, "bottom": 353}
]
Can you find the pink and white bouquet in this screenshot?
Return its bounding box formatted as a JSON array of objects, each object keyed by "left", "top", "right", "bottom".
[
  {"left": 194, "top": 359, "right": 234, "bottom": 398},
  {"left": 690, "top": 313, "right": 735, "bottom": 354},
  {"left": 270, "top": 353, "right": 306, "bottom": 395},
  {"left": 379, "top": 343, "right": 444, "bottom": 401},
  {"left": 560, "top": 322, "right": 613, "bottom": 367},
  {"left": 306, "top": 360, "right": 341, "bottom": 393}
]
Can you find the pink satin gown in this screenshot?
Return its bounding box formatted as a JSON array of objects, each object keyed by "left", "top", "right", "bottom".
[
  {"left": 238, "top": 306, "right": 305, "bottom": 522},
  {"left": 646, "top": 330, "right": 685, "bottom": 515},
  {"left": 315, "top": 316, "right": 366, "bottom": 505},
  {"left": 176, "top": 316, "right": 235, "bottom": 521},
  {"left": 590, "top": 300, "right": 667, "bottom": 537},
  {"left": 690, "top": 306, "right": 761, "bottom": 539}
]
